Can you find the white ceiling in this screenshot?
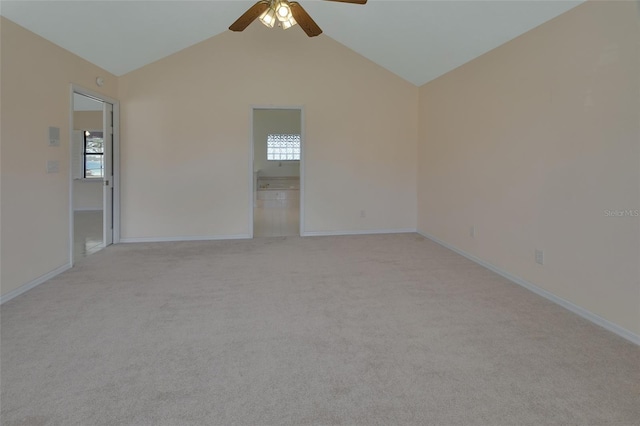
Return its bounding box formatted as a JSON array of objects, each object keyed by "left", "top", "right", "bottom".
[{"left": 1, "top": 0, "right": 584, "bottom": 86}]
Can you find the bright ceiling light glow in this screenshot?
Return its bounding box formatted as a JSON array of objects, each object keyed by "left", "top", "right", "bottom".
[
  {"left": 275, "top": 0, "right": 293, "bottom": 23},
  {"left": 260, "top": 0, "right": 296, "bottom": 30},
  {"left": 277, "top": 5, "right": 289, "bottom": 18}
]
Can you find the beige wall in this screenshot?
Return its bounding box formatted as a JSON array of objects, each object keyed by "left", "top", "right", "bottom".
[
  {"left": 74, "top": 110, "right": 102, "bottom": 131},
  {"left": 253, "top": 109, "right": 301, "bottom": 178},
  {"left": 418, "top": 1, "right": 640, "bottom": 335},
  {"left": 4, "top": 1, "right": 635, "bottom": 341},
  {"left": 118, "top": 24, "right": 418, "bottom": 240},
  {"left": 0, "top": 17, "right": 117, "bottom": 296}
]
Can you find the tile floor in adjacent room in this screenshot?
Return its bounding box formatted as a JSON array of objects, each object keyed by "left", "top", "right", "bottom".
[
  {"left": 73, "top": 210, "right": 103, "bottom": 261},
  {"left": 254, "top": 196, "right": 300, "bottom": 237}
]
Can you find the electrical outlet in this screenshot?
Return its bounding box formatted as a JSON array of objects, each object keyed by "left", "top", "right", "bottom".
[
  {"left": 360, "top": 210, "right": 366, "bottom": 218},
  {"left": 470, "top": 226, "right": 476, "bottom": 238},
  {"left": 535, "top": 249, "right": 544, "bottom": 265}
]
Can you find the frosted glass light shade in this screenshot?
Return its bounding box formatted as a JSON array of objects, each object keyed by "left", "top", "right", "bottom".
[
  {"left": 281, "top": 16, "right": 297, "bottom": 30},
  {"left": 259, "top": 7, "right": 277, "bottom": 28}
]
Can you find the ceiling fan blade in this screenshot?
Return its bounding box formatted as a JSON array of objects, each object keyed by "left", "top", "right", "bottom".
[
  {"left": 322, "top": 0, "right": 367, "bottom": 4},
  {"left": 290, "top": 2, "right": 323, "bottom": 37},
  {"left": 229, "top": 1, "right": 271, "bottom": 32}
]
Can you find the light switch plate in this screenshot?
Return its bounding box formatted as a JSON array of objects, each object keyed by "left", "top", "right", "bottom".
[
  {"left": 49, "top": 126, "right": 60, "bottom": 146},
  {"left": 47, "top": 160, "right": 59, "bottom": 173}
]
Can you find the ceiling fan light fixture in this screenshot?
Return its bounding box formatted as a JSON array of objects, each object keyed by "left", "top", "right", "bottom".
[
  {"left": 230, "top": 0, "right": 366, "bottom": 37},
  {"left": 281, "top": 16, "right": 297, "bottom": 30},
  {"left": 259, "top": 6, "right": 277, "bottom": 28},
  {"left": 275, "top": 0, "right": 293, "bottom": 22}
]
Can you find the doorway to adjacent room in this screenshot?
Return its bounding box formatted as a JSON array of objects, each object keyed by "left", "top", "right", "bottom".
[
  {"left": 252, "top": 107, "right": 303, "bottom": 237},
  {"left": 70, "top": 86, "right": 120, "bottom": 262}
]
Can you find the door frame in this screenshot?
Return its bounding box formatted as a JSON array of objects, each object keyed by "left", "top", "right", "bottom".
[
  {"left": 249, "top": 105, "right": 305, "bottom": 238},
  {"left": 102, "top": 101, "right": 114, "bottom": 246},
  {"left": 69, "top": 84, "right": 121, "bottom": 264}
]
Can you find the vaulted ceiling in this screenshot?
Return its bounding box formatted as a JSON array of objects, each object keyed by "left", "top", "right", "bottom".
[{"left": 1, "top": 0, "right": 584, "bottom": 86}]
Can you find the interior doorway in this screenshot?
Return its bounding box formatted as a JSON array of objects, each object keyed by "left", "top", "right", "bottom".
[
  {"left": 70, "top": 87, "right": 119, "bottom": 262},
  {"left": 252, "top": 108, "right": 303, "bottom": 237}
]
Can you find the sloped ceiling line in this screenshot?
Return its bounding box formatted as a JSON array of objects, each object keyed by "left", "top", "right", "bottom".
[{"left": 0, "top": 0, "right": 584, "bottom": 86}]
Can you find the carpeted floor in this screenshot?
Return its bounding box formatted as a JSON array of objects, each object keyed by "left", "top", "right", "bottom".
[{"left": 1, "top": 234, "right": 638, "bottom": 425}]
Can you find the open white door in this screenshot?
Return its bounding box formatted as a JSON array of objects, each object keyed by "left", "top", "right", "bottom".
[{"left": 103, "top": 102, "right": 114, "bottom": 246}]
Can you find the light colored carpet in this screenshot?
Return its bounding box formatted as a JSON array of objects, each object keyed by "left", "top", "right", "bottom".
[{"left": 1, "top": 234, "right": 638, "bottom": 426}]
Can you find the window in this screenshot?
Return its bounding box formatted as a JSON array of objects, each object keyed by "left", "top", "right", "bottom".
[
  {"left": 267, "top": 134, "right": 300, "bottom": 161},
  {"left": 84, "top": 131, "right": 104, "bottom": 178}
]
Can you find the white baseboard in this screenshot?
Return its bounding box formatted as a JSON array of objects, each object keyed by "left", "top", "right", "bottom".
[
  {"left": 120, "top": 234, "right": 251, "bottom": 243},
  {"left": 122, "top": 230, "right": 416, "bottom": 242},
  {"left": 0, "top": 262, "right": 72, "bottom": 305},
  {"left": 417, "top": 230, "right": 640, "bottom": 346},
  {"left": 302, "top": 228, "right": 416, "bottom": 237}
]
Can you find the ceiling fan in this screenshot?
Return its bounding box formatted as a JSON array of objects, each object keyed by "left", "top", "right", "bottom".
[{"left": 229, "top": 0, "right": 367, "bottom": 37}]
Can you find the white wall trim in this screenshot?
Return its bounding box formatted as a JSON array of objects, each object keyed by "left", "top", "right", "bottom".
[
  {"left": 120, "top": 234, "right": 251, "bottom": 243},
  {"left": 299, "top": 108, "right": 306, "bottom": 237},
  {"left": 0, "top": 262, "right": 72, "bottom": 305},
  {"left": 417, "top": 230, "right": 640, "bottom": 346},
  {"left": 302, "top": 228, "right": 417, "bottom": 237},
  {"left": 122, "top": 230, "right": 416, "bottom": 242},
  {"left": 249, "top": 107, "right": 255, "bottom": 238}
]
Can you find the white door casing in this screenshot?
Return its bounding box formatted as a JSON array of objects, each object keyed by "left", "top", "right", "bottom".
[
  {"left": 70, "top": 84, "right": 120, "bottom": 265},
  {"left": 103, "top": 102, "right": 114, "bottom": 246}
]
